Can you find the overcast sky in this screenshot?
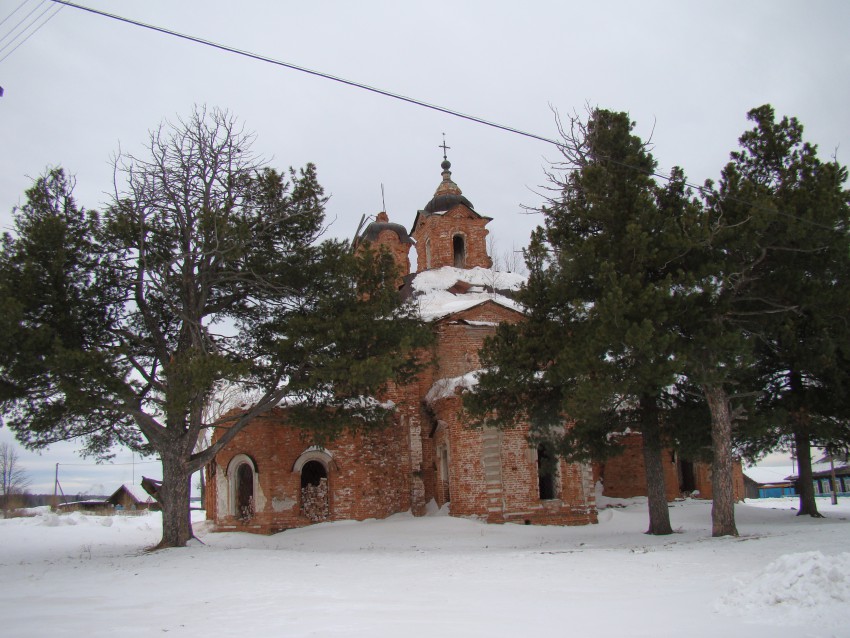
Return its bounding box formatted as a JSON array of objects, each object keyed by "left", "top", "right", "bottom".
[{"left": 1, "top": 0, "right": 848, "bottom": 493}]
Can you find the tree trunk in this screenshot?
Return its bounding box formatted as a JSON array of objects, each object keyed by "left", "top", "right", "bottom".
[
  {"left": 702, "top": 384, "right": 738, "bottom": 537},
  {"left": 157, "top": 453, "right": 194, "bottom": 548},
  {"left": 794, "top": 429, "right": 823, "bottom": 518},
  {"left": 640, "top": 394, "right": 673, "bottom": 535}
]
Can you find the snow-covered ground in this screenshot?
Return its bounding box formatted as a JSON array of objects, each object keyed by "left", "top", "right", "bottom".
[{"left": 1, "top": 497, "right": 847, "bottom": 638}]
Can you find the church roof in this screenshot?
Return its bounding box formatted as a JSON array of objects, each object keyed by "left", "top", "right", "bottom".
[
  {"left": 407, "top": 266, "right": 525, "bottom": 322},
  {"left": 425, "top": 158, "right": 475, "bottom": 214},
  {"left": 411, "top": 158, "right": 488, "bottom": 233},
  {"left": 358, "top": 220, "right": 414, "bottom": 245}
]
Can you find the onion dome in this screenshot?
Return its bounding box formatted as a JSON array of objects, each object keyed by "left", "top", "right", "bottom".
[{"left": 423, "top": 158, "right": 474, "bottom": 214}]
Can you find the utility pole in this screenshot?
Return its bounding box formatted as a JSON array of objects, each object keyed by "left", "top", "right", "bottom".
[
  {"left": 829, "top": 454, "right": 838, "bottom": 505},
  {"left": 53, "top": 463, "right": 59, "bottom": 509}
]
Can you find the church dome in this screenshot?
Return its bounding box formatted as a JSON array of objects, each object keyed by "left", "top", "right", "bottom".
[
  {"left": 358, "top": 220, "right": 413, "bottom": 244},
  {"left": 423, "top": 158, "right": 474, "bottom": 214}
]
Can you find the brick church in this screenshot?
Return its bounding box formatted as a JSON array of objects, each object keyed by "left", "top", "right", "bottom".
[{"left": 205, "top": 155, "right": 737, "bottom": 534}]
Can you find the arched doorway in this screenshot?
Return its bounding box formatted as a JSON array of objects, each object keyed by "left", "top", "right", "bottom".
[
  {"left": 227, "top": 454, "right": 258, "bottom": 522},
  {"left": 236, "top": 463, "right": 254, "bottom": 521}
]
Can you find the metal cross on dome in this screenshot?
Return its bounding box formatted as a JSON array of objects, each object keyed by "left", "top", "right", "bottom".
[{"left": 439, "top": 133, "right": 451, "bottom": 160}]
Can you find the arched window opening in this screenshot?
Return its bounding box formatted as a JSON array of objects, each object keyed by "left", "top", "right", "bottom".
[
  {"left": 301, "top": 460, "right": 327, "bottom": 488},
  {"left": 537, "top": 443, "right": 556, "bottom": 501},
  {"left": 300, "top": 460, "right": 330, "bottom": 523},
  {"left": 453, "top": 234, "right": 466, "bottom": 268},
  {"left": 236, "top": 463, "right": 254, "bottom": 521}
]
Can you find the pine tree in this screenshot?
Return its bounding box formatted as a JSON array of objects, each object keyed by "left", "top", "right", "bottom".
[
  {"left": 467, "top": 109, "right": 701, "bottom": 535},
  {"left": 0, "top": 107, "right": 431, "bottom": 547},
  {"left": 726, "top": 106, "right": 850, "bottom": 517}
]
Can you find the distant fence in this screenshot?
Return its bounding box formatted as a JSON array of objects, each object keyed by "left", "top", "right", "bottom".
[{"left": 54, "top": 503, "right": 157, "bottom": 516}]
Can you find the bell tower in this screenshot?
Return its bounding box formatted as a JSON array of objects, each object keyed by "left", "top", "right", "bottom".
[{"left": 409, "top": 145, "right": 492, "bottom": 273}]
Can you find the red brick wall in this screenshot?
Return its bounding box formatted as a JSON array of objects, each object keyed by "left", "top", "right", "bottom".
[
  {"left": 593, "top": 434, "right": 682, "bottom": 501},
  {"left": 206, "top": 210, "right": 601, "bottom": 534},
  {"left": 691, "top": 460, "right": 746, "bottom": 501},
  {"left": 428, "top": 393, "right": 596, "bottom": 526},
  {"left": 432, "top": 303, "right": 523, "bottom": 379},
  {"left": 593, "top": 434, "right": 746, "bottom": 502},
  {"left": 412, "top": 205, "right": 492, "bottom": 272},
  {"left": 208, "top": 408, "right": 413, "bottom": 534}
]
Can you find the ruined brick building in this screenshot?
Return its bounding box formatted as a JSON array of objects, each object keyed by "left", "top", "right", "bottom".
[
  {"left": 206, "top": 156, "right": 740, "bottom": 534},
  {"left": 206, "top": 156, "right": 600, "bottom": 533}
]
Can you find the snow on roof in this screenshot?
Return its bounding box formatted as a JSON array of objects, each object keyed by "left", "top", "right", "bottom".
[
  {"left": 115, "top": 483, "right": 153, "bottom": 503},
  {"left": 424, "top": 371, "right": 480, "bottom": 405},
  {"left": 410, "top": 266, "right": 525, "bottom": 322},
  {"left": 743, "top": 466, "right": 796, "bottom": 485}
]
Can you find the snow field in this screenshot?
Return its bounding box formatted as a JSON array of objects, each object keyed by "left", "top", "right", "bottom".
[{"left": 0, "top": 497, "right": 847, "bottom": 637}]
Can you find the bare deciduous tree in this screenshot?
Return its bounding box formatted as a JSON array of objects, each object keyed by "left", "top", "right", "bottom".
[{"left": 0, "top": 442, "right": 30, "bottom": 516}]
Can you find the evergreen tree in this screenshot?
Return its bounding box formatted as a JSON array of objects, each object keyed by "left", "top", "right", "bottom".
[
  {"left": 0, "top": 107, "right": 431, "bottom": 548},
  {"left": 727, "top": 106, "right": 850, "bottom": 516},
  {"left": 467, "top": 109, "right": 701, "bottom": 535}
]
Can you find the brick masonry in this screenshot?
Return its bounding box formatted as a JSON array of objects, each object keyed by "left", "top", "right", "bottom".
[
  {"left": 206, "top": 162, "right": 738, "bottom": 535},
  {"left": 593, "top": 433, "right": 745, "bottom": 502},
  {"left": 411, "top": 205, "right": 493, "bottom": 272}
]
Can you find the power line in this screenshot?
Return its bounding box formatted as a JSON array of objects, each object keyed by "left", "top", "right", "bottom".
[
  {"left": 37, "top": 1, "right": 850, "bottom": 234},
  {"left": 47, "top": 0, "right": 558, "bottom": 148},
  {"left": 0, "top": 0, "right": 35, "bottom": 31},
  {"left": 57, "top": 460, "right": 160, "bottom": 467},
  {"left": 0, "top": 2, "right": 61, "bottom": 63},
  {"left": 0, "top": 0, "right": 46, "bottom": 46}
]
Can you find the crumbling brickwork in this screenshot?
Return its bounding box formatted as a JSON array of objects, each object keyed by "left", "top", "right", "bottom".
[
  {"left": 593, "top": 433, "right": 746, "bottom": 502},
  {"left": 208, "top": 407, "right": 413, "bottom": 534},
  {"left": 412, "top": 205, "right": 492, "bottom": 272},
  {"left": 205, "top": 157, "right": 608, "bottom": 534}
]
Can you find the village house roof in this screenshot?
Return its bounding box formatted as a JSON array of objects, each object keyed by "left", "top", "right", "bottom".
[
  {"left": 108, "top": 483, "right": 154, "bottom": 505},
  {"left": 743, "top": 466, "right": 796, "bottom": 487},
  {"left": 785, "top": 454, "right": 850, "bottom": 482}
]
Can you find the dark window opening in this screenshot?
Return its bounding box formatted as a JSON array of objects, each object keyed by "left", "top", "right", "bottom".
[
  {"left": 679, "top": 460, "right": 696, "bottom": 493},
  {"left": 453, "top": 235, "right": 466, "bottom": 268},
  {"left": 301, "top": 460, "right": 327, "bottom": 489},
  {"left": 236, "top": 463, "right": 254, "bottom": 520},
  {"left": 537, "top": 443, "right": 556, "bottom": 500}
]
